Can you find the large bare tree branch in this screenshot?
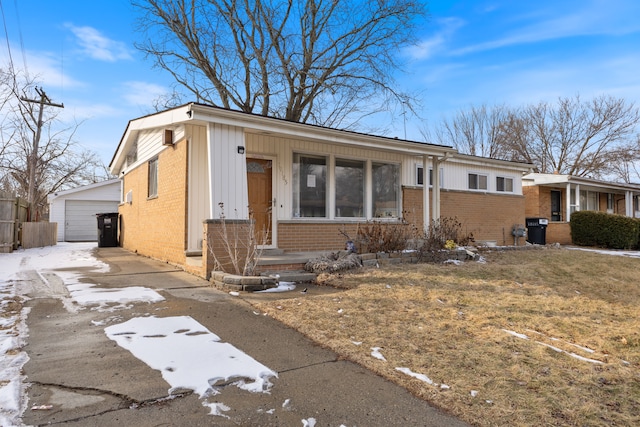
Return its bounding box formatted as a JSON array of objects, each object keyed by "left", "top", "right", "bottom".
[{"left": 133, "top": 0, "right": 426, "bottom": 128}]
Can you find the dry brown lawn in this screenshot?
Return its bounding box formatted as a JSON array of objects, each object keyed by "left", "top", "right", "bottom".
[{"left": 250, "top": 247, "right": 640, "bottom": 426}]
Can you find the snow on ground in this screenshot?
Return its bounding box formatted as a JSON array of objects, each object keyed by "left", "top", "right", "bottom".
[
  {"left": 565, "top": 246, "right": 640, "bottom": 258},
  {"left": 502, "top": 329, "right": 606, "bottom": 364},
  {"left": 0, "top": 243, "right": 283, "bottom": 424},
  {"left": 104, "top": 315, "right": 277, "bottom": 400}
]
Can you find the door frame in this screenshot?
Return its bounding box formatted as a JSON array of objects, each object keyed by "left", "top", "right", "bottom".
[{"left": 247, "top": 155, "right": 277, "bottom": 249}]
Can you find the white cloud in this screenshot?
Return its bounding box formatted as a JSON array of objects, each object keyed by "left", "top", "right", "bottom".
[
  {"left": 121, "top": 81, "right": 169, "bottom": 107},
  {"left": 406, "top": 17, "right": 465, "bottom": 60},
  {"left": 65, "top": 24, "right": 133, "bottom": 62},
  {"left": 451, "top": 1, "right": 640, "bottom": 57},
  {"left": 0, "top": 41, "right": 84, "bottom": 91}
]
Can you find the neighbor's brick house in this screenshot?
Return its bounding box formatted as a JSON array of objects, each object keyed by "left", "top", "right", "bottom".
[
  {"left": 522, "top": 173, "right": 640, "bottom": 245},
  {"left": 109, "top": 104, "right": 532, "bottom": 278}
]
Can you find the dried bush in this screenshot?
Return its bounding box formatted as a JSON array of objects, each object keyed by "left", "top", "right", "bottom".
[
  {"left": 412, "top": 217, "right": 474, "bottom": 262},
  {"left": 305, "top": 252, "right": 363, "bottom": 274},
  {"left": 352, "top": 220, "right": 417, "bottom": 254},
  {"left": 207, "top": 203, "right": 268, "bottom": 276}
]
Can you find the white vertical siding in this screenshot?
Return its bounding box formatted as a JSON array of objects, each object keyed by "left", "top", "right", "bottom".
[
  {"left": 407, "top": 157, "right": 525, "bottom": 194},
  {"left": 187, "top": 125, "right": 209, "bottom": 251},
  {"left": 207, "top": 123, "right": 249, "bottom": 219}
]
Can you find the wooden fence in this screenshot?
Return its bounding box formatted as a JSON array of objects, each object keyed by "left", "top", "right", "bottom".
[
  {"left": 21, "top": 222, "right": 58, "bottom": 249},
  {"left": 0, "top": 197, "right": 55, "bottom": 252}
]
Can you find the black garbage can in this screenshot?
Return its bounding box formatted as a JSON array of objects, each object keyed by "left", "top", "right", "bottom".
[
  {"left": 526, "top": 217, "right": 548, "bottom": 245},
  {"left": 97, "top": 213, "right": 119, "bottom": 247}
]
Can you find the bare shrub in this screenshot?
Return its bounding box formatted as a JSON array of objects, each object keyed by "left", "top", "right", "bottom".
[
  {"left": 413, "top": 217, "right": 474, "bottom": 262},
  {"left": 351, "top": 220, "right": 417, "bottom": 254},
  {"left": 207, "top": 203, "right": 268, "bottom": 276},
  {"left": 305, "top": 252, "right": 363, "bottom": 274}
]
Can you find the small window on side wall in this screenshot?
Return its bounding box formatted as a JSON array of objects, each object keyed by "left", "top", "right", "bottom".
[
  {"left": 496, "top": 176, "right": 513, "bottom": 192},
  {"left": 468, "top": 173, "right": 488, "bottom": 190},
  {"left": 148, "top": 157, "right": 158, "bottom": 198}
]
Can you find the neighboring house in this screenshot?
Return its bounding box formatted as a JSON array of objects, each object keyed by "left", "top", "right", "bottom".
[
  {"left": 522, "top": 173, "right": 640, "bottom": 244},
  {"left": 47, "top": 179, "right": 121, "bottom": 242},
  {"left": 108, "top": 104, "right": 532, "bottom": 278}
]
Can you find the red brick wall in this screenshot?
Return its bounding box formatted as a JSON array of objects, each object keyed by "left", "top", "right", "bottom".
[{"left": 119, "top": 140, "right": 188, "bottom": 266}]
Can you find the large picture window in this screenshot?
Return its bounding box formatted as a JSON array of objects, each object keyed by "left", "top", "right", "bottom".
[
  {"left": 148, "top": 157, "right": 158, "bottom": 198},
  {"left": 335, "top": 159, "right": 364, "bottom": 217},
  {"left": 293, "top": 154, "right": 327, "bottom": 217},
  {"left": 372, "top": 162, "right": 399, "bottom": 218}
]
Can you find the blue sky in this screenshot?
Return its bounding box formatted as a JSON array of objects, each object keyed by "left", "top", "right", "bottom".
[{"left": 1, "top": 1, "right": 639, "bottom": 167}]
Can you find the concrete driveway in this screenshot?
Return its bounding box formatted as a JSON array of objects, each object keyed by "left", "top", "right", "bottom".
[{"left": 21, "top": 246, "right": 469, "bottom": 426}]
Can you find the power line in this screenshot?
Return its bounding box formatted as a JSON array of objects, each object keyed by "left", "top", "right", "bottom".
[{"left": 13, "top": 0, "right": 29, "bottom": 80}]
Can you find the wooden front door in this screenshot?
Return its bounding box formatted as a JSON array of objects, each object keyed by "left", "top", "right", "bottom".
[{"left": 247, "top": 158, "right": 273, "bottom": 245}]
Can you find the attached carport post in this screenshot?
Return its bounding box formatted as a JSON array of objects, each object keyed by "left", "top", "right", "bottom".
[
  {"left": 431, "top": 153, "right": 452, "bottom": 224},
  {"left": 423, "top": 152, "right": 453, "bottom": 235}
]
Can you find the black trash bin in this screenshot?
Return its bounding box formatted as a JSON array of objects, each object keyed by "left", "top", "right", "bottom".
[
  {"left": 526, "top": 217, "right": 548, "bottom": 245},
  {"left": 97, "top": 213, "right": 119, "bottom": 247}
]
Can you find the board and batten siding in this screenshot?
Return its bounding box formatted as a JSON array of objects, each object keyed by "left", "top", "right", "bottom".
[
  {"left": 408, "top": 158, "right": 525, "bottom": 194},
  {"left": 207, "top": 123, "right": 248, "bottom": 219},
  {"left": 187, "top": 124, "right": 209, "bottom": 252}
]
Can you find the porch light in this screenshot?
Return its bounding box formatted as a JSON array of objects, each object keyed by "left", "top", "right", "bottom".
[{"left": 237, "top": 146, "right": 245, "bottom": 154}]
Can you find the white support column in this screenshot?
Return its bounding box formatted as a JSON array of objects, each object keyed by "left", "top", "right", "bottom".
[
  {"left": 422, "top": 155, "right": 430, "bottom": 234},
  {"left": 431, "top": 156, "right": 441, "bottom": 222},
  {"left": 575, "top": 184, "right": 580, "bottom": 214},
  {"left": 566, "top": 183, "right": 571, "bottom": 222},
  {"left": 625, "top": 191, "right": 633, "bottom": 217}
]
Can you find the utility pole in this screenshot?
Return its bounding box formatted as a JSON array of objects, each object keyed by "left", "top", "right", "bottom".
[{"left": 20, "top": 87, "right": 64, "bottom": 221}]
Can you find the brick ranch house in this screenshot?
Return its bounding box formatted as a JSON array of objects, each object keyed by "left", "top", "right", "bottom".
[
  {"left": 523, "top": 173, "right": 640, "bottom": 245},
  {"left": 108, "top": 103, "right": 532, "bottom": 278}
]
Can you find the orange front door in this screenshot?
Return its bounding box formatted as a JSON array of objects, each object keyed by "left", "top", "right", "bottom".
[{"left": 247, "top": 158, "right": 273, "bottom": 245}]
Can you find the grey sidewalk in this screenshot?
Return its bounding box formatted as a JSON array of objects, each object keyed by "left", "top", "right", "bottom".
[{"left": 22, "top": 247, "right": 469, "bottom": 426}]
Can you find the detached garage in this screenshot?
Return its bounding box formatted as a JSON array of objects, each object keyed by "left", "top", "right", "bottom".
[{"left": 48, "top": 179, "right": 121, "bottom": 242}]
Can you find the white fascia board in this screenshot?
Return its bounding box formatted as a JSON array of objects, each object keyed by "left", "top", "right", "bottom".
[
  {"left": 188, "top": 104, "right": 452, "bottom": 157},
  {"left": 47, "top": 179, "right": 120, "bottom": 202},
  {"left": 450, "top": 154, "right": 533, "bottom": 172},
  {"left": 523, "top": 173, "right": 640, "bottom": 192},
  {"left": 109, "top": 105, "right": 193, "bottom": 174}
]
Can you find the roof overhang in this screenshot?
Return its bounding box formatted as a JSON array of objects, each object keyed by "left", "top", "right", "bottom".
[{"left": 523, "top": 173, "right": 640, "bottom": 193}]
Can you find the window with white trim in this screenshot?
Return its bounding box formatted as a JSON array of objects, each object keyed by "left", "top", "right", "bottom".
[
  {"left": 148, "top": 157, "right": 158, "bottom": 198},
  {"left": 496, "top": 176, "right": 513, "bottom": 192},
  {"left": 416, "top": 166, "right": 443, "bottom": 187},
  {"left": 372, "top": 162, "right": 400, "bottom": 218},
  {"left": 292, "top": 154, "right": 327, "bottom": 217},
  {"left": 580, "top": 190, "right": 598, "bottom": 211},
  {"left": 335, "top": 158, "right": 364, "bottom": 217},
  {"left": 468, "top": 172, "right": 488, "bottom": 190}
]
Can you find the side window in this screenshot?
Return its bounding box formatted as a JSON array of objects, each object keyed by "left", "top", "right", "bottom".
[
  {"left": 148, "top": 157, "right": 158, "bottom": 198},
  {"left": 496, "top": 176, "right": 513, "bottom": 192},
  {"left": 468, "top": 173, "right": 488, "bottom": 190}
]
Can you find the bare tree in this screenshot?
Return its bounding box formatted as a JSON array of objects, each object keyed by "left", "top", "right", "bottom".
[
  {"left": 133, "top": 0, "right": 426, "bottom": 128},
  {"left": 507, "top": 95, "right": 640, "bottom": 178},
  {"left": 433, "top": 104, "right": 512, "bottom": 158},
  {"left": 431, "top": 95, "right": 640, "bottom": 180},
  {"left": 0, "top": 69, "right": 108, "bottom": 219}
]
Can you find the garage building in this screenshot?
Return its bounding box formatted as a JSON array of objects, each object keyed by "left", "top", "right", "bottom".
[{"left": 48, "top": 179, "right": 121, "bottom": 242}]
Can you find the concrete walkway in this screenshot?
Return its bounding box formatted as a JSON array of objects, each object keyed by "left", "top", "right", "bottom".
[{"left": 22, "top": 247, "right": 469, "bottom": 426}]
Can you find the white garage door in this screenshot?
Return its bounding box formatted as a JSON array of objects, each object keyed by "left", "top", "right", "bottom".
[{"left": 65, "top": 200, "right": 119, "bottom": 242}]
